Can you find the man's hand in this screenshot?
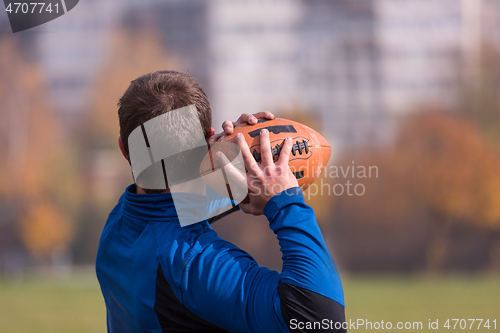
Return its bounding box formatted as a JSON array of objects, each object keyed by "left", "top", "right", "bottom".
[
  {"left": 216, "top": 129, "right": 299, "bottom": 215},
  {"left": 208, "top": 112, "right": 274, "bottom": 143}
]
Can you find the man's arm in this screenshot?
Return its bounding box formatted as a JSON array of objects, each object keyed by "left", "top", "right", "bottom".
[
  {"left": 235, "top": 127, "right": 345, "bottom": 330},
  {"left": 177, "top": 188, "right": 344, "bottom": 332},
  {"left": 266, "top": 187, "right": 345, "bottom": 331},
  {"left": 175, "top": 129, "right": 345, "bottom": 332}
]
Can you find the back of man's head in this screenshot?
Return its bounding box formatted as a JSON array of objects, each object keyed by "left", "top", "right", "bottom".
[{"left": 118, "top": 70, "right": 212, "bottom": 193}]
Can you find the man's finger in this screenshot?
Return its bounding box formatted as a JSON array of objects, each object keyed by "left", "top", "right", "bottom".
[
  {"left": 259, "top": 129, "right": 274, "bottom": 167},
  {"left": 221, "top": 120, "right": 234, "bottom": 134},
  {"left": 238, "top": 201, "right": 254, "bottom": 215},
  {"left": 215, "top": 151, "right": 247, "bottom": 189},
  {"left": 208, "top": 133, "right": 223, "bottom": 143},
  {"left": 277, "top": 137, "right": 293, "bottom": 166},
  {"left": 206, "top": 127, "right": 215, "bottom": 141},
  {"left": 236, "top": 113, "right": 257, "bottom": 125},
  {"left": 251, "top": 111, "right": 274, "bottom": 120},
  {"left": 235, "top": 133, "right": 262, "bottom": 176},
  {"left": 223, "top": 112, "right": 275, "bottom": 137}
]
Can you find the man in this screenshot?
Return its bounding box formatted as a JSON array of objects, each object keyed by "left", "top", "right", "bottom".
[{"left": 96, "top": 70, "right": 346, "bottom": 332}]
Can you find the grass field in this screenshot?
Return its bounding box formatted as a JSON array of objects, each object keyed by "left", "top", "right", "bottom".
[
  {"left": 343, "top": 275, "right": 500, "bottom": 331},
  {"left": 0, "top": 273, "right": 498, "bottom": 332},
  {"left": 0, "top": 271, "right": 106, "bottom": 333}
]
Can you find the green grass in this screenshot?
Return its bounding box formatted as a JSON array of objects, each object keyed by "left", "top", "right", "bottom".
[
  {"left": 0, "top": 272, "right": 106, "bottom": 333},
  {"left": 0, "top": 273, "right": 498, "bottom": 332},
  {"left": 344, "top": 275, "right": 500, "bottom": 331}
]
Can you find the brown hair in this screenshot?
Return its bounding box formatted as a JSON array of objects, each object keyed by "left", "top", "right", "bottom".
[{"left": 118, "top": 70, "right": 212, "bottom": 193}]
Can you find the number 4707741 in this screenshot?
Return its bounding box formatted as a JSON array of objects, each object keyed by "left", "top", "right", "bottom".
[
  {"left": 444, "top": 319, "right": 497, "bottom": 330},
  {"left": 5, "top": 3, "right": 59, "bottom": 14}
]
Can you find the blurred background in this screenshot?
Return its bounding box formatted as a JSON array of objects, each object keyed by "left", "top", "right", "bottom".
[{"left": 1, "top": 0, "right": 500, "bottom": 331}]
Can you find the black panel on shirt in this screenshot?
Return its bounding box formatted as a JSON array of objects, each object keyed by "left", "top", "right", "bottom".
[
  {"left": 154, "top": 264, "right": 229, "bottom": 333},
  {"left": 207, "top": 205, "right": 240, "bottom": 224},
  {"left": 279, "top": 283, "right": 346, "bottom": 332}
]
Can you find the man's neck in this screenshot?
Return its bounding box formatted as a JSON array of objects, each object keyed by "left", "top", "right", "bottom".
[
  {"left": 169, "top": 178, "right": 206, "bottom": 195},
  {"left": 135, "top": 178, "right": 206, "bottom": 195},
  {"left": 135, "top": 186, "right": 169, "bottom": 194}
]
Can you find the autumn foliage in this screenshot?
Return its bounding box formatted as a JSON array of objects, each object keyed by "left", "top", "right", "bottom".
[
  {"left": 330, "top": 110, "right": 500, "bottom": 272},
  {"left": 0, "top": 37, "right": 75, "bottom": 263},
  {"left": 397, "top": 111, "right": 500, "bottom": 227},
  {"left": 20, "top": 201, "right": 73, "bottom": 258}
]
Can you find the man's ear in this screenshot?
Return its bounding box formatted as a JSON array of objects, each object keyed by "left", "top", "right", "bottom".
[
  {"left": 206, "top": 127, "right": 215, "bottom": 143},
  {"left": 118, "top": 135, "right": 129, "bottom": 160}
]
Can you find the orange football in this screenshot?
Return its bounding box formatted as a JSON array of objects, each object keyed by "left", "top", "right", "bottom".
[{"left": 200, "top": 118, "right": 331, "bottom": 195}]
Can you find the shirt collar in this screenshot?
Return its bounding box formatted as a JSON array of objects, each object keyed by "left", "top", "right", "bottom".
[
  {"left": 120, "top": 184, "right": 234, "bottom": 225},
  {"left": 121, "top": 184, "right": 178, "bottom": 221}
]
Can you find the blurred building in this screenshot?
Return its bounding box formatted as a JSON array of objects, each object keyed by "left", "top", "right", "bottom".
[
  {"left": 208, "top": 0, "right": 500, "bottom": 147},
  {"left": 5, "top": 0, "right": 500, "bottom": 146},
  {"left": 298, "top": 0, "right": 379, "bottom": 146},
  {"left": 34, "top": 0, "right": 120, "bottom": 126},
  {"left": 207, "top": 0, "right": 303, "bottom": 132},
  {"left": 12, "top": 0, "right": 166, "bottom": 127},
  {"left": 154, "top": 0, "right": 210, "bottom": 92}
]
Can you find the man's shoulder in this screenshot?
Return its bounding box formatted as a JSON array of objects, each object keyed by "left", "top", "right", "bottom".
[
  {"left": 109, "top": 201, "right": 123, "bottom": 216},
  {"left": 108, "top": 192, "right": 126, "bottom": 217},
  {"left": 151, "top": 221, "right": 224, "bottom": 261}
]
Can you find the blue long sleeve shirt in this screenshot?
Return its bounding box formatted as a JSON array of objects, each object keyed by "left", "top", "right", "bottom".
[{"left": 96, "top": 185, "right": 345, "bottom": 332}]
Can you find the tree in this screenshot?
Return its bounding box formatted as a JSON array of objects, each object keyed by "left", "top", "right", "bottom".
[
  {"left": 328, "top": 146, "right": 429, "bottom": 272},
  {"left": 459, "top": 44, "right": 500, "bottom": 269},
  {"left": 328, "top": 110, "right": 500, "bottom": 272},
  {"left": 459, "top": 44, "right": 500, "bottom": 152},
  {"left": 0, "top": 36, "right": 76, "bottom": 267},
  {"left": 395, "top": 111, "right": 500, "bottom": 270},
  {"left": 20, "top": 201, "right": 73, "bottom": 259}
]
